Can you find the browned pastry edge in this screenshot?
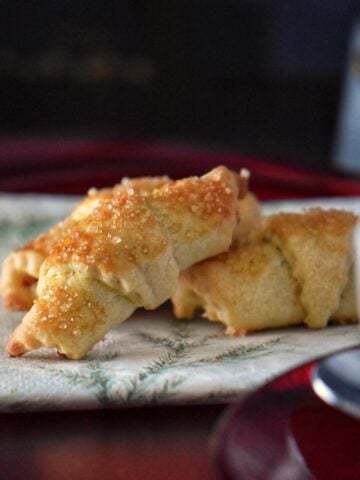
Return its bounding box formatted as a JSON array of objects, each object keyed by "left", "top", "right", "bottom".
[{"left": 6, "top": 166, "right": 243, "bottom": 359}]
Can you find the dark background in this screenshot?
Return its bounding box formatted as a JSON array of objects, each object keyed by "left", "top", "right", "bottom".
[{"left": 1, "top": 0, "right": 359, "bottom": 170}]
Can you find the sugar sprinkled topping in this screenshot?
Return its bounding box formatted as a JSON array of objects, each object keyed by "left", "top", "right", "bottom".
[
  {"left": 87, "top": 187, "right": 98, "bottom": 196},
  {"left": 72, "top": 328, "right": 81, "bottom": 336},
  {"left": 111, "top": 236, "right": 122, "bottom": 244},
  {"left": 149, "top": 167, "right": 236, "bottom": 221}
]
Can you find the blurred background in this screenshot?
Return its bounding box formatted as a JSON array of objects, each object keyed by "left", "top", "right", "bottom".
[{"left": 1, "top": 1, "right": 360, "bottom": 193}]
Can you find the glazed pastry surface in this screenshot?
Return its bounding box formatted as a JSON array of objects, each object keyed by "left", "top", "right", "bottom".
[
  {"left": 6, "top": 166, "right": 244, "bottom": 359},
  {"left": 0, "top": 176, "right": 171, "bottom": 311}
]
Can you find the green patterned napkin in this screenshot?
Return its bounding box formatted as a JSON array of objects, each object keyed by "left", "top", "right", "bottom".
[{"left": 0, "top": 194, "right": 359, "bottom": 411}]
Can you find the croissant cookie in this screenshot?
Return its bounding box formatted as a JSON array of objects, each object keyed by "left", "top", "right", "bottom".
[
  {"left": 0, "top": 176, "right": 171, "bottom": 311},
  {"left": 172, "top": 209, "right": 358, "bottom": 334},
  {"left": 6, "top": 166, "right": 247, "bottom": 359}
]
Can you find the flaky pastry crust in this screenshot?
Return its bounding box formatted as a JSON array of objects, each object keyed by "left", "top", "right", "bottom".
[
  {"left": 6, "top": 166, "right": 246, "bottom": 359},
  {"left": 0, "top": 176, "right": 171, "bottom": 311},
  {"left": 172, "top": 208, "right": 357, "bottom": 334}
]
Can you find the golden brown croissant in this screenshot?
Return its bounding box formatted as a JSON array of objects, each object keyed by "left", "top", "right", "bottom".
[
  {"left": 0, "top": 176, "right": 171, "bottom": 311},
  {"left": 7, "top": 166, "right": 246, "bottom": 359},
  {"left": 172, "top": 208, "right": 357, "bottom": 334}
]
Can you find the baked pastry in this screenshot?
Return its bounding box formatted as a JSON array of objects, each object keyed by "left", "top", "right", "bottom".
[
  {"left": 6, "top": 166, "right": 246, "bottom": 359},
  {"left": 172, "top": 209, "right": 357, "bottom": 334},
  {"left": 0, "top": 176, "right": 171, "bottom": 311},
  {"left": 233, "top": 192, "right": 262, "bottom": 243}
]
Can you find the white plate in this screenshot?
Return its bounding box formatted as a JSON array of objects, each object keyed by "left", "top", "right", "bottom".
[{"left": 0, "top": 194, "right": 359, "bottom": 412}]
